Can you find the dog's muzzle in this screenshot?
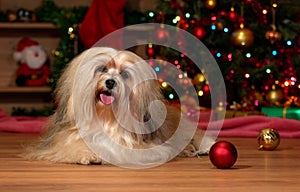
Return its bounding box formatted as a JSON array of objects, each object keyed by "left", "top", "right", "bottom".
[{"left": 96, "top": 79, "right": 117, "bottom": 105}]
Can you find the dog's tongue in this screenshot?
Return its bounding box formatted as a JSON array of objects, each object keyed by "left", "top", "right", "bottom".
[{"left": 100, "top": 93, "right": 115, "bottom": 105}]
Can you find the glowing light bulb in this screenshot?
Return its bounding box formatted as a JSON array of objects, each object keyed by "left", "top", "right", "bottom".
[
  {"left": 198, "top": 90, "right": 204, "bottom": 96},
  {"left": 262, "top": 9, "right": 268, "bottom": 14},
  {"left": 161, "top": 82, "right": 168, "bottom": 87},
  {"left": 169, "top": 94, "right": 174, "bottom": 99},
  {"left": 148, "top": 12, "right": 154, "bottom": 17}
]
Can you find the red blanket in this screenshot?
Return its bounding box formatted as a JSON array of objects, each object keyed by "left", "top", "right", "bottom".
[
  {"left": 0, "top": 110, "right": 46, "bottom": 133},
  {"left": 199, "top": 115, "right": 300, "bottom": 138},
  {"left": 1, "top": 110, "right": 300, "bottom": 138}
]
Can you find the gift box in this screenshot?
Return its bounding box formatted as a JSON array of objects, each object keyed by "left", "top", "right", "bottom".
[{"left": 261, "top": 107, "right": 300, "bottom": 120}]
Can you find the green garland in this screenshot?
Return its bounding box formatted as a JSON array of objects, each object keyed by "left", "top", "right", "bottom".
[{"left": 35, "top": 0, "right": 88, "bottom": 89}]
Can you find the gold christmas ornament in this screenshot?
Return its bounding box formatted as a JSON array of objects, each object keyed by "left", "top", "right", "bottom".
[
  {"left": 257, "top": 128, "right": 280, "bottom": 150},
  {"left": 231, "top": 24, "right": 254, "bottom": 48},
  {"left": 265, "top": 85, "right": 284, "bottom": 105}
]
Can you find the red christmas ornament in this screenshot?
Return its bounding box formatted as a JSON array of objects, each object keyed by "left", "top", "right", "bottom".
[{"left": 209, "top": 141, "right": 238, "bottom": 169}]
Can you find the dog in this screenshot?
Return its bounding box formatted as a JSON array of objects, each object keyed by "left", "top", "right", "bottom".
[{"left": 25, "top": 47, "right": 214, "bottom": 167}]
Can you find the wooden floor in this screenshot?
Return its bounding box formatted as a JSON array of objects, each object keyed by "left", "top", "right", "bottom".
[{"left": 0, "top": 132, "right": 299, "bottom": 192}]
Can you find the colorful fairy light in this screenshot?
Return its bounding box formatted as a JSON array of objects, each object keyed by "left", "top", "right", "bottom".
[
  {"left": 262, "top": 9, "right": 268, "bottom": 14},
  {"left": 161, "top": 82, "right": 168, "bottom": 87},
  {"left": 211, "top": 24, "right": 217, "bottom": 30},
  {"left": 198, "top": 90, "right": 204, "bottom": 96},
  {"left": 227, "top": 53, "right": 233, "bottom": 61},
  {"left": 169, "top": 94, "right": 174, "bottom": 99},
  {"left": 245, "top": 53, "right": 251, "bottom": 58},
  {"left": 286, "top": 40, "right": 292, "bottom": 46},
  {"left": 148, "top": 12, "right": 154, "bottom": 17}
]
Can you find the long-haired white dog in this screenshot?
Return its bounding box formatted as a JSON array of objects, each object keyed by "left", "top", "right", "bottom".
[{"left": 25, "top": 47, "right": 214, "bottom": 167}]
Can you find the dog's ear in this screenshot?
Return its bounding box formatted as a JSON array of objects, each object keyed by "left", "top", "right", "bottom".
[{"left": 129, "top": 79, "right": 163, "bottom": 121}]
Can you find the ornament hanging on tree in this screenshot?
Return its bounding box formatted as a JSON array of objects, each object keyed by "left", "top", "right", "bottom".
[
  {"left": 231, "top": 24, "right": 254, "bottom": 48},
  {"left": 265, "top": 85, "right": 284, "bottom": 105},
  {"left": 265, "top": 3, "right": 282, "bottom": 44},
  {"left": 257, "top": 128, "right": 280, "bottom": 150},
  {"left": 265, "top": 25, "right": 282, "bottom": 44}
]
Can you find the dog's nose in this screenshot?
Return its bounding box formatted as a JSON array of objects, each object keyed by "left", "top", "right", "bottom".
[{"left": 105, "top": 79, "right": 117, "bottom": 89}]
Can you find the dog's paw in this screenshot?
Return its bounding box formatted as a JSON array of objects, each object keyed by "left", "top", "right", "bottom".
[
  {"left": 76, "top": 153, "right": 102, "bottom": 165},
  {"left": 198, "top": 136, "right": 216, "bottom": 155},
  {"left": 179, "top": 143, "right": 198, "bottom": 157}
]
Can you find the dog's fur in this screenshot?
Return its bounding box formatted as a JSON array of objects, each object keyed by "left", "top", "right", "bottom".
[{"left": 25, "top": 47, "right": 214, "bottom": 166}]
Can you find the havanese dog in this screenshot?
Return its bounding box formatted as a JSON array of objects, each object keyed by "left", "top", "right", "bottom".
[{"left": 25, "top": 47, "right": 214, "bottom": 167}]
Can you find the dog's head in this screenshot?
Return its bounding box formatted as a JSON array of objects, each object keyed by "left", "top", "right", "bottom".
[{"left": 56, "top": 47, "right": 165, "bottom": 134}]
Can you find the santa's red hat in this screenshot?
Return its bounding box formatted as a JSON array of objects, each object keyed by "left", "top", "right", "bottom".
[{"left": 13, "top": 37, "right": 40, "bottom": 62}]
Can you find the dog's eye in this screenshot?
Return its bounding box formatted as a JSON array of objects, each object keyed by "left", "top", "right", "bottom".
[
  {"left": 120, "top": 71, "right": 129, "bottom": 79},
  {"left": 96, "top": 65, "right": 106, "bottom": 72}
]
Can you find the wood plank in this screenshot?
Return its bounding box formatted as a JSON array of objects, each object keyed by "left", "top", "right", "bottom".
[
  {"left": 0, "top": 132, "right": 299, "bottom": 192},
  {"left": 0, "top": 86, "right": 51, "bottom": 93},
  {"left": 0, "top": 22, "right": 58, "bottom": 29}
]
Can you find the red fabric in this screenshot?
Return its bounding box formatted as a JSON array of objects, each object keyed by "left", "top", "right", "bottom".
[
  {"left": 1, "top": 108, "right": 300, "bottom": 138},
  {"left": 78, "top": 0, "right": 127, "bottom": 48},
  {"left": 0, "top": 110, "right": 46, "bottom": 133},
  {"left": 199, "top": 115, "right": 300, "bottom": 138}
]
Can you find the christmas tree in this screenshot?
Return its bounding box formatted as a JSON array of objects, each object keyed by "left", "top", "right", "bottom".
[{"left": 126, "top": 0, "right": 300, "bottom": 110}]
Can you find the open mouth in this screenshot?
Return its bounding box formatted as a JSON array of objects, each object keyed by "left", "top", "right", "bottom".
[{"left": 98, "top": 91, "right": 115, "bottom": 105}]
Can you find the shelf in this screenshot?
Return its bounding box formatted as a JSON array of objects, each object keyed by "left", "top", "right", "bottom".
[
  {"left": 0, "top": 22, "right": 59, "bottom": 29},
  {"left": 0, "top": 86, "right": 52, "bottom": 93}
]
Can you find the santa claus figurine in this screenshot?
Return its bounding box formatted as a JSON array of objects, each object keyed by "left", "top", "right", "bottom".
[{"left": 13, "top": 37, "right": 51, "bottom": 86}]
